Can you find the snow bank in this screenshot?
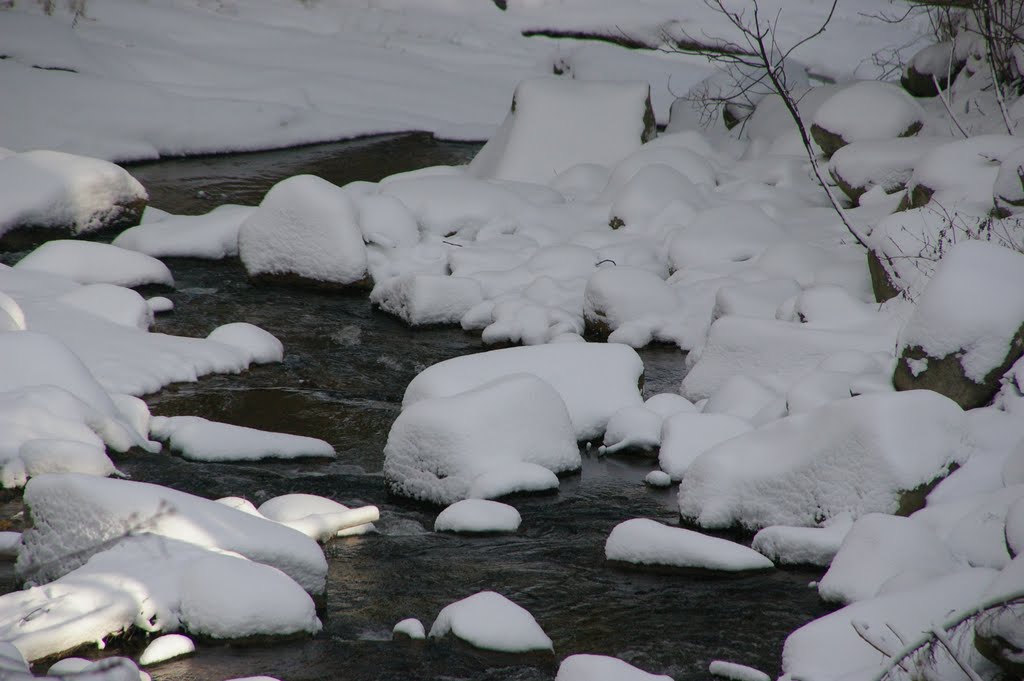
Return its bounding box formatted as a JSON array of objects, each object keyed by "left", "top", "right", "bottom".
[
  {"left": 385, "top": 373, "right": 580, "bottom": 505},
  {"left": 150, "top": 416, "right": 334, "bottom": 463},
  {"left": 434, "top": 499, "right": 521, "bottom": 533},
  {"left": 402, "top": 343, "right": 644, "bottom": 441},
  {"left": 681, "top": 317, "right": 894, "bottom": 402},
  {"left": 0, "top": 150, "right": 146, "bottom": 238},
  {"left": 469, "top": 78, "right": 652, "bottom": 184},
  {"left": 556, "top": 654, "right": 672, "bottom": 681},
  {"left": 678, "top": 391, "right": 966, "bottom": 529},
  {"left": 897, "top": 240, "right": 1024, "bottom": 385},
  {"left": 817, "top": 514, "right": 962, "bottom": 604},
  {"left": 606, "top": 518, "right": 773, "bottom": 571},
  {"left": 428, "top": 591, "right": 552, "bottom": 653},
  {"left": 19, "top": 473, "right": 328, "bottom": 594},
  {"left": 238, "top": 175, "right": 367, "bottom": 286},
  {"left": 15, "top": 240, "right": 173, "bottom": 288},
  {"left": 371, "top": 274, "right": 483, "bottom": 326},
  {"left": 0, "top": 535, "right": 320, "bottom": 662},
  {"left": 113, "top": 205, "right": 253, "bottom": 260},
  {"left": 206, "top": 322, "right": 284, "bottom": 365}
]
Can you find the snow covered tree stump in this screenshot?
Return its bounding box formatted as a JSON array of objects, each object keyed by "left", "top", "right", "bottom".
[{"left": 893, "top": 241, "right": 1024, "bottom": 409}]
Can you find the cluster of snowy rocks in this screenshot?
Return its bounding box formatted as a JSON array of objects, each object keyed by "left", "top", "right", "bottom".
[{"left": 1, "top": 34, "right": 1024, "bottom": 680}]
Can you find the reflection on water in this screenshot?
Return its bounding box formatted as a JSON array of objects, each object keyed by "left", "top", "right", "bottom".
[{"left": 91, "top": 135, "right": 826, "bottom": 680}]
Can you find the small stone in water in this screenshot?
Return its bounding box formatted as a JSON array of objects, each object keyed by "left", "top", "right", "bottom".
[{"left": 645, "top": 470, "right": 672, "bottom": 487}]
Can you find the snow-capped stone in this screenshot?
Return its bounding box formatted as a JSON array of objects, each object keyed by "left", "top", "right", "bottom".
[
  {"left": 751, "top": 515, "right": 854, "bottom": 567},
  {"left": 605, "top": 518, "right": 773, "bottom": 571},
  {"left": 428, "top": 591, "right": 552, "bottom": 652},
  {"left": 58, "top": 284, "right": 153, "bottom": 330},
  {"left": 207, "top": 322, "right": 284, "bottom": 364},
  {"left": 113, "top": 204, "right": 253, "bottom": 259},
  {"left": 371, "top": 274, "right": 483, "bottom": 326},
  {"left": 658, "top": 412, "right": 751, "bottom": 480},
  {"left": 258, "top": 494, "right": 378, "bottom": 540},
  {"left": 434, "top": 499, "right": 521, "bottom": 533},
  {"left": 138, "top": 634, "right": 195, "bottom": 666},
  {"left": 393, "top": 618, "right": 426, "bottom": 640},
  {"left": 15, "top": 240, "right": 174, "bottom": 288},
  {"left": 601, "top": 406, "right": 663, "bottom": 455},
  {"left": 556, "top": 654, "right": 672, "bottom": 681},
  {"left": 583, "top": 267, "right": 677, "bottom": 340},
  {"left": 150, "top": 416, "right": 334, "bottom": 463},
  {"left": 810, "top": 81, "right": 925, "bottom": 157}
]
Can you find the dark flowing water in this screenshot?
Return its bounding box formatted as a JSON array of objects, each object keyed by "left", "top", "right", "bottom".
[{"left": 100, "top": 134, "right": 825, "bottom": 680}]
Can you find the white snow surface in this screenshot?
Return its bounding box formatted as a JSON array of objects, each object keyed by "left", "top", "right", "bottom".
[
  {"left": 605, "top": 518, "right": 773, "bottom": 572},
  {"left": 402, "top": 343, "right": 644, "bottom": 441},
  {"left": 113, "top": 205, "right": 253, "bottom": 260},
  {"left": 469, "top": 78, "right": 651, "bottom": 184},
  {"left": 556, "top": 654, "right": 672, "bottom": 681},
  {"left": 138, "top": 634, "right": 195, "bottom": 666},
  {"left": 238, "top": 174, "right": 367, "bottom": 286},
  {"left": 678, "top": 391, "right": 967, "bottom": 529},
  {"left": 428, "top": 591, "right": 552, "bottom": 653},
  {"left": 18, "top": 473, "right": 328, "bottom": 594},
  {"left": 206, "top": 323, "right": 284, "bottom": 365},
  {"left": 150, "top": 416, "right": 335, "bottom": 463},
  {"left": 898, "top": 240, "right": 1024, "bottom": 382},
  {"left": 385, "top": 374, "right": 579, "bottom": 505},
  {"left": 0, "top": 150, "right": 146, "bottom": 237},
  {"left": 434, "top": 499, "right": 522, "bottom": 533},
  {"left": 15, "top": 240, "right": 174, "bottom": 288}
]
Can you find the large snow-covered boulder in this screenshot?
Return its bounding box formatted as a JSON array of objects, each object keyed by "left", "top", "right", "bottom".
[
  {"left": 810, "top": 81, "right": 925, "bottom": 157},
  {"left": 18, "top": 473, "right": 328, "bottom": 594},
  {"left": 468, "top": 78, "right": 654, "bottom": 184},
  {"left": 15, "top": 240, "right": 174, "bottom": 288},
  {"left": 894, "top": 241, "right": 1024, "bottom": 409},
  {"left": 0, "top": 150, "right": 146, "bottom": 245},
  {"left": 384, "top": 374, "right": 580, "bottom": 505},
  {"left": 238, "top": 174, "right": 368, "bottom": 288},
  {"left": 428, "top": 591, "right": 552, "bottom": 653},
  {"left": 402, "top": 343, "right": 644, "bottom": 441},
  {"left": 677, "top": 390, "right": 967, "bottom": 529}
]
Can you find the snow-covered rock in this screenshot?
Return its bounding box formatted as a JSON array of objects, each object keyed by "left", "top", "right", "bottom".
[
  {"left": 810, "top": 81, "right": 925, "bottom": 157},
  {"left": 605, "top": 518, "right": 773, "bottom": 572},
  {"left": 113, "top": 205, "right": 253, "bottom": 259},
  {"left": 138, "top": 634, "right": 195, "bottom": 666},
  {"left": 600, "top": 405, "right": 663, "bottom": 455},
  {"left": 556, "top": 654, "right": 672, "bottom": 681},
  {"left": 15, "top": 240, "right": 174, "bottom": 288},
  {"left": 901, "top": 40, "right": 964, "bottom": 97},
  {"left": 668, "top": 204, "right": 786, "bottom": 271},
  {"left": 429, "top": 591, "right": 552, "bottom": 652},
  {"left": 385, "top": 373, "right": 580, "bottom": 505},
  {"left": 402, "top": 343, "right": 644, "bottom": 441},
  {"left": 150, "top": 416, "right": 334, "bottom": 463},
  {"left": 0, "top": 150, "right": 146, "bottom": 240},
  {"left": 828, "top": 137, "right": 940, "bottom": 204},
  {"left": 258, "top": 493, "right": 378, "bottom": 539},
  {"left": 751, "top": 515, "right": 853, "bottom": 567},
  {"left": 238, "top": 174, "right": 367, "bottom": 287},
  {"left": 678, "top": 391, "right": 967, "bottom": 529},
  {"left": 434, "top": 499, "right": 521, "bottom": 533},
  {"left": 658, "top": 412, "right": 751, "bottom": 480},
  {"left": 58, "top": 283, "right": 153, "bottom": 330},
  {"left": 393, "top": 618, "right": 426, "bottom": 640},
  {"left": 206, "top": 322, "right": 284, "bottom": 365},
  {"left": 18, "top": 473, "right": 328, "bottom": 594},
  {"left": 371, "top": 274, "right": 483, "bottom": 326},
  {"left": 906, "top": 134, "right": 1023, "bottom": 208},
  {"left": 469, "top": 78, "right": 653, "bottom": 185},
  {"left": 583, "top": 267, "right": 676, "bottom": 341}
]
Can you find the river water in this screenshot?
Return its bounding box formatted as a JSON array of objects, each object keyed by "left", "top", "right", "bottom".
[{"left": 65, "top": 134, "right": 827, "bottom": 680}]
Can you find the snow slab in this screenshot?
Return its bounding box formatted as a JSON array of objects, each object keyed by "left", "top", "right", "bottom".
[
  {"left": 258, "top": 493, "right": 378, "bottom": 539},
  {"left": 780, "top": 568, "right": 996, "bottom": 681},
  {"left": 898, "top": 240, "right": 1024, "bottom": 383},
  {"left": 393, "top": 618, "right": 426, "bottom": 640},
  {"left": 238, "top": 174, "right": 367, "bottom": 286},
  {"left": 658, "top": 412, "right": 752, "bottom": 481},
  {"left": 0, "top": 150, "right": 146, "bottom": 237},
  {"left": 469, "top": 78, "right": 650, "bottom": 185},
  {"left": 817, "top": 513, "right": 963, "bottom": 604},
  {"left": 555, "top": 654, "right": 672, "bottom": 681},
  {"left": 206, "top": 322, "right": 283, "bottom": 365},
  {"left": 0, "top": 534, "right": 320, "bottom": 662},
  {"left": 18, "top": 473, "right": 328, "bottom": 594},
  {"left": 138, "top": 634, "right": 195, "bottom": 666},
  {"left": 428, "top": 591, "right": 552, "bottom": 653},
  {"left": 371, "top": 274, "right": 484, "bottom": 326},
  {"left": 434, "top": 499, "right": 522, "bottom": 533},
  {"left": 402, "top": 342, "right": 644, "bottom": 441},
  {"left": 681, "top": 317, "right": 895, "bottom": 402},
  {"left": 605, "top": 518, "right": 773, "bottom": 572},
  {"left": 678, "top": 390, "right": 967, "bottom": 530},
  {"left": 15, "top": 240, "right": 173, "bottom": 288},
  {"left": 150, "top": 415, "right": 334, "bottom": 463},
  {"left": 385, "top": 373, "right": 580, "bottom": 505},
  {"left": 113, "top": 205, "right": 253, "bottom": 260},
  {"left": 750, "top": 515, "right": 853, "bottom": 567},
  {"left": 811, "top": 81, "right": 924, "bottom": 147}
]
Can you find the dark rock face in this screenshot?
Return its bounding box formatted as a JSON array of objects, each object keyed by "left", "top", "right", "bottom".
[{"left": 893, "top": 323, "right": 1024, "bottom": 409}]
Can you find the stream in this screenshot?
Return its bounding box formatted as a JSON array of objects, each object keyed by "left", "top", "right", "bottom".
[{"left": 35, "top": 133, "right": 833, "bottom": 680}]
